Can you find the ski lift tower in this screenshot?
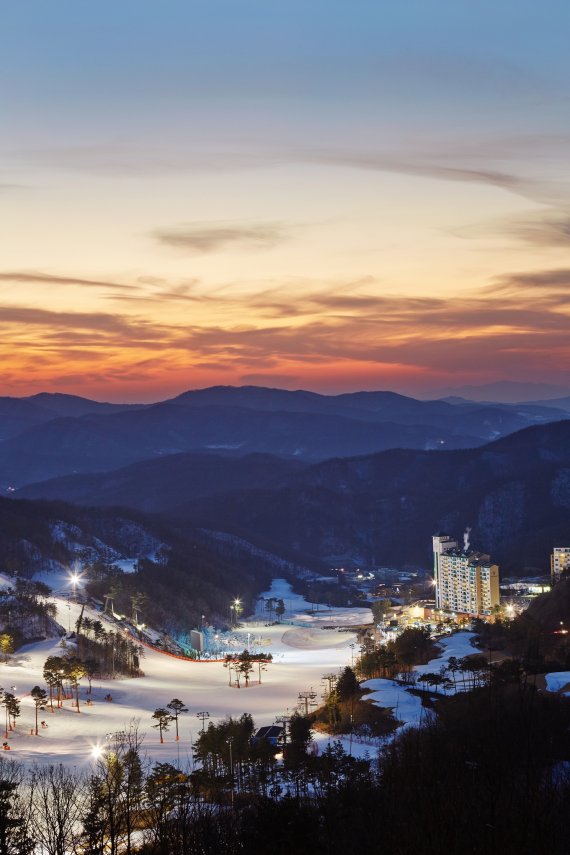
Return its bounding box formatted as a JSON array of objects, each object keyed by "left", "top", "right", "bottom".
[{"left": 297, "top": 688, "right": 318, "bottom": 716}]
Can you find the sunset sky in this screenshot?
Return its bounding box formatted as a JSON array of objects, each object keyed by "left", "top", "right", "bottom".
[{"left": 1, "top": 1, "right": 569, "bottom": 401}]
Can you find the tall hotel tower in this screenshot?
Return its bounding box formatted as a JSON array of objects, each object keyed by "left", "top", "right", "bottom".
[
  {"left": 551, "top": 547, "right": 570, "bottom": 584},
  {"left": 433, "top": 533, "right": 500, "bottom": 618}
]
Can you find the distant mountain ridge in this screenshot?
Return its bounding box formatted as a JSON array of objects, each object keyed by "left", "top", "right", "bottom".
[
  {"left": 2, "top": 385, "right": 569, "bottom": 490},
  {"left": 19, "top": 417, "right": 570, "bottom": 576},
  {"left": 174, "top": 419, "right": 570, "bottom": 574},
  {"left": 17, "top": 452, "right": 306, "bottom": 513},
  {"left": 0, "top": 393, "right": 142, "bottom": 442},
  {"left": 26, "top": 392, "right": 143, "bottom": 418},
  {"left": 425, "top": 380, "right": 570, "bottom": 403}
]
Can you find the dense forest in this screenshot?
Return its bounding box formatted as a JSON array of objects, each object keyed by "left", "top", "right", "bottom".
[
  {"left": 0, "top": 497, "right": 296, "bottom": 633},
  {"left": 0, "top": 675, "right": 568, "bottom": 855}
]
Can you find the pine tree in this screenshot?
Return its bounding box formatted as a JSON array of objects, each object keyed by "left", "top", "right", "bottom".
[
  {"left": 152, "top": 709, "right": 173, "bottom": 744},
  {"left": 336, "top": 666, "right": 360, "bottom": 701},
  {"left": 166, "top": 699, "right": 188, "bottom": 742},
  {"left": 64, "top": 657, "right": 87, "bottom": 713},
  {"left": 30, "top": 687, "right": 47, "bottom": 736}
]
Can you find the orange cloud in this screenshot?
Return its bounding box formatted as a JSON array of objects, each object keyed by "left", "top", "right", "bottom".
[{"left": 1, "top": 267, "right": 569, "bottom": 401}]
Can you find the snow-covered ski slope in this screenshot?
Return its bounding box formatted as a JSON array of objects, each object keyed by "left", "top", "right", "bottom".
[{"left": 0, "top": 578, "right": 366, "bottom": 767}]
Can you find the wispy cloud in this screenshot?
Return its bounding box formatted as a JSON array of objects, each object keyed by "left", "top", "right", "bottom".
[
  {"left": 152, "top": 222, "right": 288, "bottom": 254},
  {"left": 505, "top": 211, "right": 570, "bottom": 247},
  {"left": 0, "top": 271, "right": 134, "bottom": 291},
  {"left": 453, "top": 207, "right": 570, "bottom": 248},
  {"left": 0, "top": 305, "right": 180, "bottom": 347},
  {"left": 489, "top": 268, "right": 570, "bottom": 295},
  {"left": 298, "top": 141, "right": 570, "bottom": 208},
  {"left": 168, "top": 270, "right": 570, "bottom": 381},
  {"left": 2, "top": 264, "right": 570, "bottom": 395},
  {"left": 300, "top": 147, "right": 535, "bottom": 197},
  {"left": 107, "top": 278, "right": 212, "bottom": 307}
]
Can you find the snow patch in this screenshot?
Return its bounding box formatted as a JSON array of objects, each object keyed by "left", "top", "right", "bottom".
[
  {"left": 545, "top": 672, "right": 570, "bottom": 694},
  {"left": 281, "top": 628, "right": 354, "bottom": 650}
]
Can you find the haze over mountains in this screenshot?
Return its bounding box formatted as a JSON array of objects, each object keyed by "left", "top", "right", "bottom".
[
  {"left": 423, "top": 380, "right": 570, "bottom": 404},
  {"left": 2, "top": 385, "right": 570, "bottom": 490},
  {"left": 19, "top": 453, "right": 306, "bottom": 514},
  {"left": 10, "top": 386, "right": 570, "bottom": 577}
]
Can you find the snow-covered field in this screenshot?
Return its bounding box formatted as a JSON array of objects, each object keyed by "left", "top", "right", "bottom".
[
  {"left": 0, "top": 578, "right": 367, "bottom": 768},
  {"left": 362, "top": 631, "right": 478, "bottom": 732}
]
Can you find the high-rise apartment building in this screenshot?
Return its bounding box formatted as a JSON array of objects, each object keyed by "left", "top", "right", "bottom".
[
  {"left": 551, "top": 547, "right": 570, "bottom": 584},
  {"left": 432, "top": 533, "right": 500, "bottom": 617}
]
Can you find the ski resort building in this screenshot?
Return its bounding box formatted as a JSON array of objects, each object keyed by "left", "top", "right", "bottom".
[
  {"left": 432, "top": 533, "right": 500, "bottom": 618},
  {"left": 551, "top": 547, "right": 570, "bottom": 584}
]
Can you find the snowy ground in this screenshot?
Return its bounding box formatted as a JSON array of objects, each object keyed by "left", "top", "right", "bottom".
[
  {"left": 256, "top": 578, "right": 372, "bottom": 627},
  {"left": 0, "top": 578, "right": 369, "bottom": 768},
  {"left": 362, "top": 631, "right": 478, "bottom": 732},
  {"left": 413, "top": 631, "right": 477, "bottom": 677},
  {"left": 545, "top": 672, "right": 570, "bottom": 694},
  {"left": 361, "top": 680, "right": 430, "bottom": 732}
]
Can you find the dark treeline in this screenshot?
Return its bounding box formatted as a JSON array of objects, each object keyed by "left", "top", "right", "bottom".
[
  {"left": 475, "top": 581, "right": 570, "bottom": 674},
  {"left": 83, "top": 532, "right": 279, "bottom": 634},
  {"left": 311, "top": 666, "right": 395, "bottom": 737},
  {"left": 357, "top": 627, "right": 440, "bottom": 680},
  {"left": 76, "top": 615, "right": 143, "bottom": 678},
  {"left": 0, "top": 679, "right": 569, "bottom": 854},
  {"left": 0, "top": 579, "right": 57, "bottom": 652},
  {"left": 0, "top": 497, "right": 281, "bottom": 634}
]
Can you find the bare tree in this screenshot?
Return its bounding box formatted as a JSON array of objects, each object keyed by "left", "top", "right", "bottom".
[
  {"left": 29, "top": 764, "right": 87, "bottom": 855},
  {"left": 0, "top": 757, "right": 34, "bottom": 854},
  {"left": 83, "top": 721, "right": 145, "bottom": 855}
]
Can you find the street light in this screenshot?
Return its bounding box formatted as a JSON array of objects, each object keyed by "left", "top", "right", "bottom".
[
  {"left": 227, "top": 736, "right": 234, "bottom": 810},
  {"left": 197, "top": 711, "right": 210, "bottom": 732},
  {"left": 68, "top": 570, "right": 82, "bottom": 602},
  {"left": 230, "top": 598, "right": 242, "bottom": 627},
  {"left": 91, "top": 744, "right": 105, "bottom": 761}
]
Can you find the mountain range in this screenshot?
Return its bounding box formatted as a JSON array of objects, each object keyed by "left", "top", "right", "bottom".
[
  {"left": 2, "top": 385, "right": 569, "bottom": 490},
  {"left": 18, "top": 416, "right": 570, "bottom": 576},
  {"left": 423, "top": 380, "right": 570, "bottom": 403}
]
